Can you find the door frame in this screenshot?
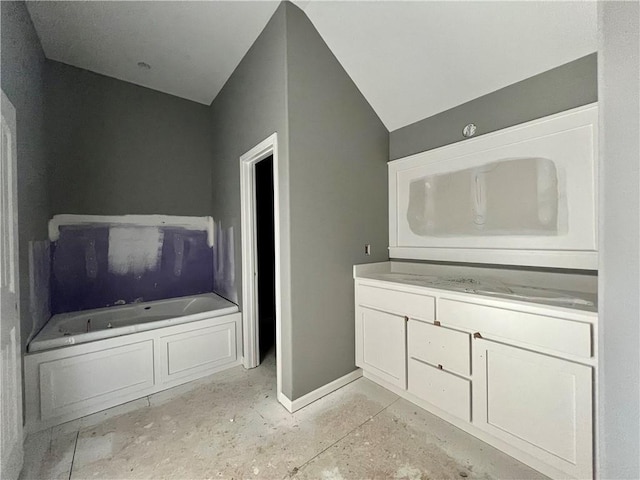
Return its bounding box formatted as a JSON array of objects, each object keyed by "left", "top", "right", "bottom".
[
  {"left": 1, "top": 89, "right": 23, "bottom": 480},
  {"left": 239, "top": 133, "right": 282, "bottom": 398}
]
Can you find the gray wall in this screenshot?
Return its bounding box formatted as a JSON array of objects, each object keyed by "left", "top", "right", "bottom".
[
  {"left": 285, "top": 4, "right": 389, "bottom": 399},
  {"left": 207, "top": 4, "right": 292, "bottom": 394},
  {"left": 0, "top": 0, "right": 50, "bottom": 349},
  {"left": 45, "top": 61, "right": 212, "bottom": 216},
  {"left": 597, "top": 2, "right": 640, "bottom": 478},
  {"left": 207, "top": 2, "right": 389, "bottom": 400},
  {"left": 390, "top": 54, "right": 597, "bottom": 160}
]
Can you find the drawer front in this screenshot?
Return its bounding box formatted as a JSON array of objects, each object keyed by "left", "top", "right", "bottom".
[
  {"left": 439, "top": 299, "right": 592, "bottom": 358},
  {"left": 358, "top": 284, "right": 435, "bottom": 321},
  {"left": 408, "top": 358, "right": 471, "bottom": 421},
  {"left": 408, "top": 320, "right": 470, "bottom": 376}
]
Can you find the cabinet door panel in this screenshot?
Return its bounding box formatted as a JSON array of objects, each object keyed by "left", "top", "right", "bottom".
[
  {"left": 360, "top": 307, "right": 406, "bottom": 388},
  {"left": 158, "top": 321, "right": 237, "bottom": 387},
  {"left": 39, "top": 341, "right": 154, "bottom": 421},
  {"left": 473, "top": 339, "right": 592, "bottom": 479}
]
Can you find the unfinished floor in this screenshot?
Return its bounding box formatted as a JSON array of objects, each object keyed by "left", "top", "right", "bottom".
[{"left": 20, "top": 351, "right": 547, "bottom": 480}]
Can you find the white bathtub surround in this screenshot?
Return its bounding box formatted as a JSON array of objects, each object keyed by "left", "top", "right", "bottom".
[
  {"left": 29, "top": 293, "right": 236, "bottom": 352},
  {"left": 107, "top": 226, "right": 164, "bottom": 275},
  {"left": 48, "top": 214, "right": 215, "bottom": 247},
  {"left": 20, "top": 352, "right": 544, "bottom": 480},
  {"left": 24, "top": 293, "right": 241, "bottom": 432}
]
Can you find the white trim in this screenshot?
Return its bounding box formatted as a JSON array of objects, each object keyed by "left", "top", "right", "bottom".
[
  {"left": 1, "top": 88, "right": 23, "bottom": 480},
  {"left": 362, "top": 370, "right": 572, "bottom": 480},
  {"left": 389, "top": 247, "right": 598, "bottom": 270},
  {"left": 239, "top": 133, "right": 284, "bottom": 408},
  {"left": 389, "top": 104, "right": 599, "bottom": 170},
  {"left": 49, "top": 214, "right": 215, "bottom": 247},
  {"left": 388, "top": 103, "right": 599, "bottom": 270},
  {"left": 277, "top": 391, "right": 294, "bottom": 413},
  {"left": 284, "top": 369, "right": 363, "bottom": 413}
]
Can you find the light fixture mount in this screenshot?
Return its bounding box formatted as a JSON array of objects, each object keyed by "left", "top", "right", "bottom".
[{"left": 462, "top": 123, "right": 477, "bottom": 138}]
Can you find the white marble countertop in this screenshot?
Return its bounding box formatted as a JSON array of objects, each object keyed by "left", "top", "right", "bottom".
[{"left": 356, "top": 268, "right": 597, "bottom": 313}]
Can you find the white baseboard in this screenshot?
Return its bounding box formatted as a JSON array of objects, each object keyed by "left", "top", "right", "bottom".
[
  {"left": 362, "top": 370, "right": 570, "bottom": 480},
  {"left": 277, "top": 392, "right": 294, "bottom": 412},
  {"left": 278, "top": 369, "right": 363, "bottom": 413}
]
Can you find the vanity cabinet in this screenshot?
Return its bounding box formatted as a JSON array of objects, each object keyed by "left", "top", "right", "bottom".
[{"left": 354, "top": 274, "right": 596, "bottom": 480}]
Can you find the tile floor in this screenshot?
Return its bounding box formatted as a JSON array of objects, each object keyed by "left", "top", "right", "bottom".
[{"left": 20, "top": 351, "right": 546, "bottom": 479}]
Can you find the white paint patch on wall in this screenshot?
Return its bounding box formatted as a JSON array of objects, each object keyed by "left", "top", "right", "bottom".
[
  {"left": 213, "top": 220, "right": 237, "bottom": 304},
  {"left": 107, "top": 227, "right": 164, "bottom": 276},
  {"left": 27, "top": 240, "right": 51, "bottom": 344},
  {"left": 406, "top": 157, "right": 562, "bottom": 237},
  {"left": 48, "top": 214, "right": 215, "bottom": 247}
]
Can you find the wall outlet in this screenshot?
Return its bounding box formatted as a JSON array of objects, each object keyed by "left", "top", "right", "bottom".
[{"left": 364, "top": 244, "right": 371, "bottom": 256}]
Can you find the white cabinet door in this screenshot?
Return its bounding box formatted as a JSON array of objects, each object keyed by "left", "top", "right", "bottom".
[
  {"left": 357, "top": 307, "right": 406, "bottom": 389},
  {"left": 473, "top": 339, "right": 593, "bottom": 480}
]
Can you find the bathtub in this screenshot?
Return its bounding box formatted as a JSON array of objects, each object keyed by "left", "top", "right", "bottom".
[
  {"left": 29, "top": 293, "right": 238, "bottom": 352},
  {"left": 25, "top": 293, "right": 242, "bottom": 432}
]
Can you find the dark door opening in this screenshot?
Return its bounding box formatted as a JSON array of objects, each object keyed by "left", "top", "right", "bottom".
[{"left": 255, "top": 155, "right": 276, "bottom": 362}]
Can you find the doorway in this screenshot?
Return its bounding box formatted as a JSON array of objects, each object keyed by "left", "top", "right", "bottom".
[
  {"left": 254, "top": 155, "right": 275, "bottom": 361},
  {"left": 239, "top": 133, "right": 285, "bottom": 407}
]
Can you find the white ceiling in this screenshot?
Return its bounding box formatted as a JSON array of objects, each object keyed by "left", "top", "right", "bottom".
[
  {"left": 26, "top": 1, "right": 597, "bottom": 131},
  {"left": 299, "top": 1, "right": 597, "bottom": 130},
  {"left": 26, "top": 1, "right": 280, "bottom": 105}
]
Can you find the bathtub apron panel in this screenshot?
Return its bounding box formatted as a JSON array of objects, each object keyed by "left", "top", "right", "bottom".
[{"left": 25, "top": 294, "right": 241, "bottom": 433}]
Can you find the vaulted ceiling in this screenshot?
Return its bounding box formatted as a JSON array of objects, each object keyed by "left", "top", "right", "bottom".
[{"left": 26, "top": 1, "right": 597, "bottom": 131}]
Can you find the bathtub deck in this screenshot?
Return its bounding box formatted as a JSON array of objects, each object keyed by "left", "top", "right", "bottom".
[{"left": 19, "top": 350, "right": 547, "bottom": 480}]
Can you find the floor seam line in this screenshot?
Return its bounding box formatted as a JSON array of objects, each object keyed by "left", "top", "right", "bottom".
[
  {"left": 67, "top": 430, "right": 80, "bottom": 480},
  {"left": 287, "top": 396, "right": 401, "bottom": 478}
]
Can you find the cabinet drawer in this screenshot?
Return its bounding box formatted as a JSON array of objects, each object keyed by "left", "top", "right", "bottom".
[
  {"left": 408, "top": 358, "right": 470, "bottom": 421},
  {"left": 439, "top": 299, "right": 592, "bottom": 358},
  {"left": 357, "top": 284, "right": 435, "bottom": 321},
  {"left": 408, "top": 320, "right": 470, "bottom": 376}
]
